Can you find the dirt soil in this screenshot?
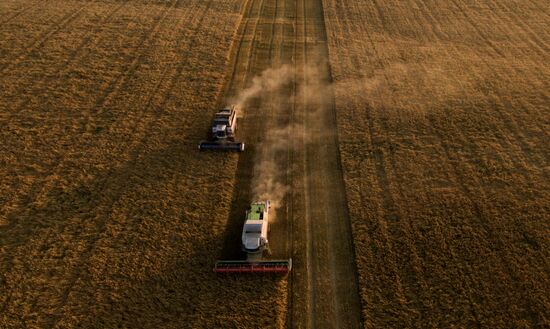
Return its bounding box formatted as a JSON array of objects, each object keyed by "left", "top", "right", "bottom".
[{"left": 218, "top": 0, "right": 362, "bottom": 327}]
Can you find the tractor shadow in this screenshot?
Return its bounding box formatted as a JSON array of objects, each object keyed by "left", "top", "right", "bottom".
[{"left": 217, "top": 119, "right": 258, "bottom": 261}]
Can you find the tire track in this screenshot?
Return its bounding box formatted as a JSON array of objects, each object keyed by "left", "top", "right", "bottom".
[
  {"left": 392, "top": 0, "right": 547, "bottom": 176},
  {"left": 44, "top": 1, "right": 217, "bottom": 326},
  {"left": 84, "top": 0, "right": 180, "bottom": 129},
  {"left": 363, "top": 1, "right": 545, "bottom": 324},
  {"left": 216, "top": 0, "right": 363, "bottom": 326},
  {"left": 0, "top": 0, "right": 168, "bottom": 236},
  {"left": 0, "top": 0, "right": 133, "bottom": 265},
  {"left": 301, "top": 0, "right": 362, "bottom": 327},
  {"left": 485, "top": 0, "right": 548, "bottom": 58},
  {"left": 217, "top": 0, "right": 272, "bottom": 263},
  {"left": 447, "top": 0, "right": 548, "bottom": 166},
  {"left": 448, "top": 0, "right": 506, "bottom": 59},
  {"left": 0, "top": 2, "right": 90, "bottom": 75},
  {"left": 411, "top": 0, "right": 547, "bottom": 303},
  {"left": 321, "top": 0, "right": 549, "bottom": 326},
  {"left": 320, "top": 0, "right": 410, "bottom": 322},
  {"left": 417, "top": 1, "right": 548, "bottom": 324},
  {"left": 410, "top": 0, "right": 546, "bottom": 281},
  {"left": 2, "top": 0, "right": 132, "bottom": 120},
  {"left": 332, "top": 0, "right": 486, "bottom": 325},
  {"left": 1, "top": 0, "right": 207, "bottom": 320},
  {"left": 297, "top": 0, "right": 315, "bottom": 326},
  {"left": 416, "top": 0, "right": 545, "bottom": 183},
  {"left": 523, "top": 0, "right": 550, "bottom": 19},
  {"left": 214, "top": 0, "right": 256, "bottom": 107},
  {"left": 422, "top": 5, "right": 549, "bottom": 322},
  {"left": 0, "top": 0, "right": 174, "bottom": 226},
  {"left": 497, "top": 0, "right": 550, "bottom": 51},
  {"left": 225, "top": 0, "right": 266, "bottom": 99},
  {"left": 285, "top": 0, "right": 298, "bottom": 325},
  {"left": 0, "top": 1, "right": 40, "bottom": 27},
  {"left": 331, "top": 1, "right": 433, "bottom": 315},
  {"left": 425, "top": 112, "right": 544, "bottom": 328}
]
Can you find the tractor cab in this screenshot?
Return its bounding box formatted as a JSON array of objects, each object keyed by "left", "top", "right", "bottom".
[
  {"left": 241, "top": 201, "right": 270, "bottom": 253},
  {"left": 199, "top": 105, "right": 244, "bottom": 151},
  {"left": 213, "top": 199, "right": 291, "bottom": 274}
]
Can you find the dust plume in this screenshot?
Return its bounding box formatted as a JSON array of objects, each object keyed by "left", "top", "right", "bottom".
[
  {"left": 332, "top": 63, "right": 462, "bottom": 120},
  {"left": 236, "top": 64, "right": 295, "bottom": 219},
  {"left": 231, "top": 65, "right": 293, "bottom": 110},
  {"left": 242, "top": 62, "right": 333, "bottom": 220}
]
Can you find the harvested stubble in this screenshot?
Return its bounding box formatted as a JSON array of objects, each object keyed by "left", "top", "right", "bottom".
[
  {"left": 322, "top": 0, "right": 549, "bottom": 327},
  {"left": 0, "top": 0, "right": 286, "bottom": 328}
]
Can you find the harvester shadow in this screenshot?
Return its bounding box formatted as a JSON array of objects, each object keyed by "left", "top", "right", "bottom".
[
  {"left": 72, "top": 232, "right": 286, "bottom": 328},
  {"left": 1, "top": 132, "right": 287, "bottom": 326},
  {"left": 217, "top": 118, "right": 258, "bottom": 261}
]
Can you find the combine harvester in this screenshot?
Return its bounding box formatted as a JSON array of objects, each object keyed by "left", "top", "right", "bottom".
[
  {"left": 214, "top": 201, "right": 292, "bottom": 273},
  {"left": 198, "top": 105, "right": 244, "bottom": 151}
]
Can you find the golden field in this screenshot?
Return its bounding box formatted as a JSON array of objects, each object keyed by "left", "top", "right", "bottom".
[
  {"left": 1, "top": 0, "right": 548, "bottom": 328},
  {"left": 322, "top": 0, "right": 549, "bottom": 327},
  {"left": 0, "top": 0, "right": 286, "bottom": 327}
]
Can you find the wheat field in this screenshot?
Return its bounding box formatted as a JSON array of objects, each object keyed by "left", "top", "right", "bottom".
[
  {"left": 1, "top": 0, "right": 548, "bottom": 328},
  {"left": 0, "top": 1, "right": 287, "bottom": 327},
  {"left": 322, "top": 0, "right": 549, "bottom": 327}
]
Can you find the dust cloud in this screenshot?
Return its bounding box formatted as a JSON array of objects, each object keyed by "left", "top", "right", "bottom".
[
  {"left": 231, "top": 65, "right": 293, "bottom": 110},
  {"left": 332, "top": 63, "right": 462, "bottom": 119},
  {"left": 232, "top": 62, "right": 333, "bottom": 220}
]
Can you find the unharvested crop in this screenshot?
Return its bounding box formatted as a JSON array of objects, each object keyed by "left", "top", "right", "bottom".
[
  {"left": 322, "top": 0, "right": 550, "bottom": 327},
  {"left": 0, "top": 0, "right": 287, "bottom": 327}
]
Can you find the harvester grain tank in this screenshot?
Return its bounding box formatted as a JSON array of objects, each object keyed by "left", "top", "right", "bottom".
[
  {"left": 198, "top": 105, "right": 244, "bottom": 151},
  {"left": 214, "top": 201, "right": 292, "bottom": 273}
]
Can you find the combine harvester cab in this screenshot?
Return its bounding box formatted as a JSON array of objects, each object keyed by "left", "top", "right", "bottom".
[
  {"left": 214, "top": 201, "right": 292, "bottom": 274},
  {"left": 198, "top": 105, "right": 245, "bottom": 151}
]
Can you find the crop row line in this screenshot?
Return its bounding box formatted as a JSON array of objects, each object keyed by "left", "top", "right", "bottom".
[{"left": 43, "top": 0, "right": 218, "bottom": 326}]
